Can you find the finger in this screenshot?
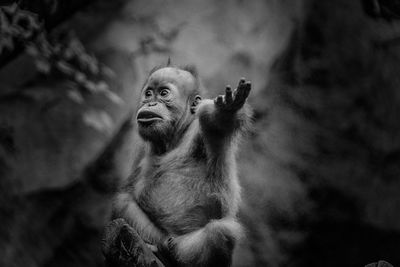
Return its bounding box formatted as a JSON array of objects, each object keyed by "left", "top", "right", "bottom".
[
  {"left": 166, "top": 237, "right": 176, "bottom": 250},
  {"left": 234, "top": 83, "right": 245, "bottom": 104},
  {"left": 239, "top": 77, "right": 246, "bottom": 86},
  {"left": 225, "top": 85, "right": 233, "bottom": 104},
  {"left": 243, "top": 81, "right": 251, "bottom": 100},
  {"left": 215, "top": 95, "right": 224, "bottom": 106}
]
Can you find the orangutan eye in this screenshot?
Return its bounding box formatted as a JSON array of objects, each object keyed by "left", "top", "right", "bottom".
[
  {"left": 144, "top": 90, "right": 153, "bottom": 98},
  {"left": 160, "top": 88, "right": 170, "bottom": 97}
]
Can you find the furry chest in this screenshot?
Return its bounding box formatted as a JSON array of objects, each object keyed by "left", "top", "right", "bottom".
[{"left": 135, "top": 170, "right": 227, "bottom": 235}]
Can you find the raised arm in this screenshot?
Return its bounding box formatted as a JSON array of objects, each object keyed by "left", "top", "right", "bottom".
[{"left": 197, "top": 78, "right": 251, "bottom": 148}]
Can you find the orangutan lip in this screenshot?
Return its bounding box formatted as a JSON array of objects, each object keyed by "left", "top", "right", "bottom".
[
  {"left": 137, "top": 111, "right": 163, "bottom": 123},
  {"left": 137, "top": 118, "right": 163, "bottom": 123}
]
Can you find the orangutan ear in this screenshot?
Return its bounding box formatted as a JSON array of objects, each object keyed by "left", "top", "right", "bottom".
[{"left": 190, "top": 95, "right": 202, "bottom": 114}]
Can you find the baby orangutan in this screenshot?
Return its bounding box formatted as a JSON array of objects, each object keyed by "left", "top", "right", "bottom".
[{"left": 107, "top": 65, "right": 251, "bottom": 267}]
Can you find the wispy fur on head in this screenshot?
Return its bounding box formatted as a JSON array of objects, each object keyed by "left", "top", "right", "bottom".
[
  {"left": 148, "top": 57, "right": 174, "bottom": 75},
  {"left": 180, "top": 64, "right": 202, "bottom": 96},
  {"left": 147, "top": 62, "right": 205, "bottom": 98}
]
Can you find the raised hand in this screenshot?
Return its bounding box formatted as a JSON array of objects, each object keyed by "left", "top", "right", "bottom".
[{"left": 214, "top": 78, "right": 251, "bottom": 112}]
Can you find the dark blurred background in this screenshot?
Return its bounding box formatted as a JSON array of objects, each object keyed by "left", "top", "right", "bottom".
[{"left": 1, "top": 0, "right": 400, "bottom": 266}]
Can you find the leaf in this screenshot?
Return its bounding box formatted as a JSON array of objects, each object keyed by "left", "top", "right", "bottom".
[
  {"left": 35, "top": 59, "right": 51, "bottom": 74},
  {"left": 83, "top": 110, "right": 113, "bottom": 134},
  {"left": 67, "top": 89, "right": 84, "bottom": 104},
  {"left": 0, "top": 9, "right": 11, "bottom": 33},
  {"left": 63, "top": 47, "right": 74, "bottom": 59},
  {"left": 83, "top": 80, "right": 96, "bottom": 92},
  {"left": 74, "top": 71, "right": 86, "bottom": 83},
  {"left": 56, "top": 61, "right": 74, "bottom": 75},
  {"left": 2, "top": 3, "right": 18, "bottom": 15},
  {"left": 103, "top": 89, "right": 124, "bottom": 105},
  {"left": 87, "top": 58, "right": 99, "bottom": 75},
  {"left": 69, "top": 37, "right": 85, "bottom": 54},
  {"left": 101, "top": 65, "right": 116, "bottom": 78},
  {"left": 96, "top": 81, "right": 109, "bottom": 92},
  {"left": 0, "top": 35, "right": 14, "bottom": 54},
  {"left": 38, "top": 40, "right": 52, "bottom": 58},
  {"left": 26, "top": 43, "right": 39, "bottom": 56}
]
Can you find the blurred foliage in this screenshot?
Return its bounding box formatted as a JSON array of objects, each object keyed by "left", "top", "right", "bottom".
[
  {"left": 0, "top": 3, "right": 41, "bottom": 54},
  {"left": 1, "top": 3, "right": 123, "bottom": 134},
  {"left": 26, "top": 30, "right": 123, "bottom": 133},
  {"left": 26, "top": 31, "right": 121, "bottom": 104}
]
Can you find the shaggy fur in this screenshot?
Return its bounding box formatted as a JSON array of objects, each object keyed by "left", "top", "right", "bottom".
[{"left": 113, "top": 66, "right": 251, "bottom": 267}]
